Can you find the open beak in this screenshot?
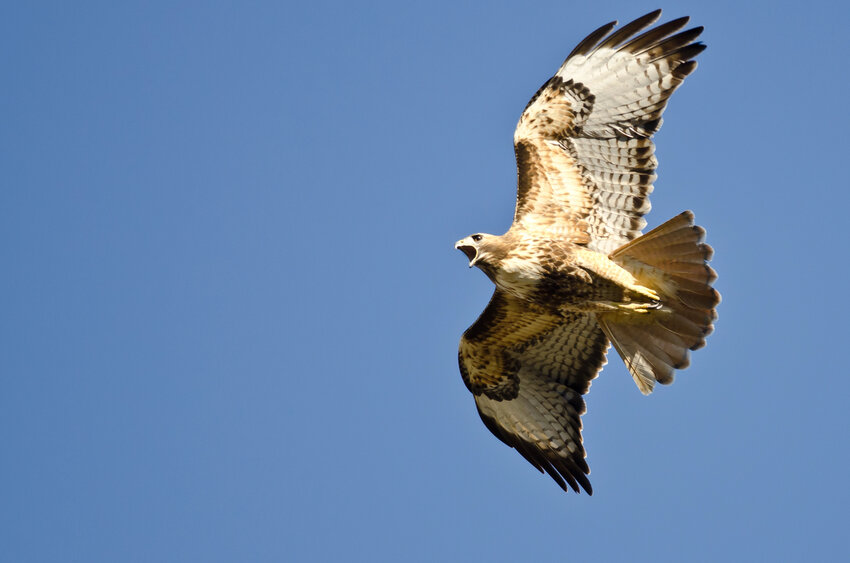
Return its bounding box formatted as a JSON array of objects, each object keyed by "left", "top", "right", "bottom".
[{"left": 455, "top": 241, "right": 478, "bottom": 267}]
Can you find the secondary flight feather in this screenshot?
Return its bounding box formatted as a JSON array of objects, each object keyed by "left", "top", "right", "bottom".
[{"left": 455, "top": 10, "right": 720, "bottom": 494}]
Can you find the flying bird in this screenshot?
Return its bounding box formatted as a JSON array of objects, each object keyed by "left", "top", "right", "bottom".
[{"left": 455, "top": 10, "right": 720, "bottom": 495}]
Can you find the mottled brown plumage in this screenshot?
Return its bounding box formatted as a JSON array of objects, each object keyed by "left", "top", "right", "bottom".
[{"left": 455, "top": 11, "right": 720, "bottom": 494}]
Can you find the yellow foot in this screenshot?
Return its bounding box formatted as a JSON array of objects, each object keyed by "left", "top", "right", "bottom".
[
  {"left": 618, "top": 302, "right": 658, "bottom": 314},
  {"left": 591, "top": 300, "right": 661, "bottom": 314},
  {"left": 631, "top": 285, "right": 660, "bottom": 301}
]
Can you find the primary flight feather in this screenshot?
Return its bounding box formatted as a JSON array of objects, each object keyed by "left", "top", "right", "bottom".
[{"left": 455, "top": 10, "right": 720, "bottom": 494}]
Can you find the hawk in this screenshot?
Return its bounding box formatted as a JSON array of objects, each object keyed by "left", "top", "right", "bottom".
[{"left": 455, "top": 10, "right": 720, "bottom": 494}]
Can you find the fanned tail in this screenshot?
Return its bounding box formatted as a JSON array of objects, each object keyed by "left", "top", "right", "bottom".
[{"left": 597, "top": 211, "right": 720, "bottom": 394}]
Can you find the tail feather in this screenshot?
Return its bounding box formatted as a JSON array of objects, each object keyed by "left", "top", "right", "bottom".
[
  {"left": 658, "top": 311, "right": 704, "bottom": 341},
  {"left": 657, "top": 260, "right": 716, "bottom": 279},
  {"left": 598, "top": 211, "right": 720, "bottom": 394}
]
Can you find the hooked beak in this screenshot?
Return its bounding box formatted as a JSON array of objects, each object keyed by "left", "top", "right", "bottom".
[{"left": 455, "top": 240, "right": 478, "bottom": 267}]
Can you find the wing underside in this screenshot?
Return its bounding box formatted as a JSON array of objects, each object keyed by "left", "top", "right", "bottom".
[
  {"left": 459, "top": 291, "right": 609, "bottom": 493},
  {"left": 512, "top": 10, "right": 704, "bottom": 254}
]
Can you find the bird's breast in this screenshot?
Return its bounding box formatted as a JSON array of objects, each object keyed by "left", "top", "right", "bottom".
[
  {"left": 491, "top": 254, "right": 547, "bottom": 301},
  {"left": 490, "top": 242, "right": 625, "bottom": 308}
]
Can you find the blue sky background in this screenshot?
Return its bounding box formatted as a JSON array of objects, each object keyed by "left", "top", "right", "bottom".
[{"left": 3, "top": 1, "right": 849, "bottom": 561}]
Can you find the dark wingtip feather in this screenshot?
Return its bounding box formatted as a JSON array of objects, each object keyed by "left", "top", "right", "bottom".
[
  {"left": 641, "top": 26, "right": 704, "bottom": 61},
  {"left": 624, "top": 16, "right": 691, "bottom": 54},
  {"left": 672, "top": 59, "right": 699, "bottom": 79},
  {"left": 597, "top": 9, "right": 663, "bottom": 51},
  {"left": 675, "top": 42, "right": 708, "bottom": 61},
  {"left": 656, "top": 43, "right": 706, "bottom": 68},
  {"left": 566, "top": 460, "right": 593, "bottom": 495},
  {"left": 566, "top": 20, "right": 618, "bottom": 59},
  {"left": 545, "top": 461, "right": 579, "bottom": 493},
  {"left": 686, "top": 25, "right": 705, "bottom": 41}
]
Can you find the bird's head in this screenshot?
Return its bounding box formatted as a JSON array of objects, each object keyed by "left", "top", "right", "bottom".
[{"left": 455, "top": 233, "right": 492, "bottom": 268}]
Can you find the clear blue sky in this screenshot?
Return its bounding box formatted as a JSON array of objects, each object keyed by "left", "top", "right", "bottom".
[{"left": 3, "top": 1, "right": 848, "bottom": 561}]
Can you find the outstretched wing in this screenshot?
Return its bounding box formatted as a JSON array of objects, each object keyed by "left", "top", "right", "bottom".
[
  {"left": 459, "top": 290, "right": 609, "bottom": 493},
  {"left": 512, "top": 10, "right": 704, "bottom": 254}
]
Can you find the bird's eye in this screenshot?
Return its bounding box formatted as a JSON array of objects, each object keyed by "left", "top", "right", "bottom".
[{"left": 472, "top": 234, "right": 483, "bottom": 242}]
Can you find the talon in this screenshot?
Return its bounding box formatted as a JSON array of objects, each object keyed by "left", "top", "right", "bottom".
[{"left": 637, "top": 287, "right": 660, "bottom": 301}]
